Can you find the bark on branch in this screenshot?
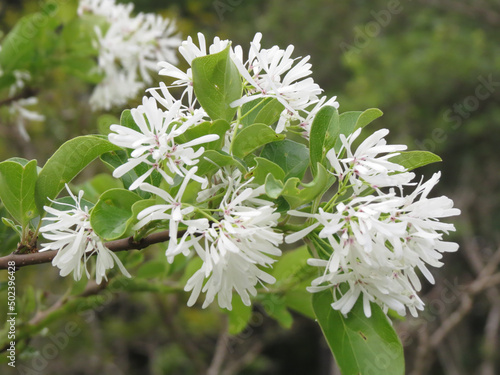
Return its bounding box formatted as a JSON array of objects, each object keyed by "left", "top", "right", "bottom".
[{"left": 0, "top": 229, "right": 178, "bottom": 270}]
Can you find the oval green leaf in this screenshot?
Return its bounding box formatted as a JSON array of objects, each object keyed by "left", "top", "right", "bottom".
[
  {"left": 313, "top": 290, "right": 405, "bottom": 375},
  {"left": 90, "top": 188, "right": 142, "bottom": 240},
  {"left": 310, "top": 106, "right": 339, "bottom": 174},
  {"left": 192, "top": 45, "right": 243, "bottom": 122},
  {"left": 0, "top": 159, "right": 38, "bottom": 226},
  {"left": 232, "top": 124, "right": 285, "bottom": 158},
  {"left": 388, "top": 151, "right": 442, "bottom": 171},
  {"left": 35, "top": 135, "right": 121, "bottom": 213},
  {"left": 261, "top": 140, "right": 310, "bottom": 180}
]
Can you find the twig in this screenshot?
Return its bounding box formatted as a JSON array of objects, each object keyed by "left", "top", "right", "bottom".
[
  {"left": 207, "top": 316, "right": 230, "bottom": 375},
  {"left": 221, "top": 341, "right": 264, "bottom": 375},
  {"left": 428, "top": 247, "right": 500, "bottom": 348},
  {"left": 0, "top": 89, "right": 38, "bottom": 108},
  {"left": 155, "top": 295, "right": 207, "bottom": 374},
  {"left": 0, "top": 229, "right": 183, "bottom": 270}
]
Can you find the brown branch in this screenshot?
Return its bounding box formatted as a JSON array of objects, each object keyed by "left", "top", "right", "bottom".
[
  {"left": 0, "top": 88, "right": 38, "bottom": 108},
  {"left": 0, "top": 229, "right": 181, "bottom": 270},
  {"left": 207, "top": 316, "right": 230, "bottom": 375},
  {"left": 428, "top": 247, "right": 500, "bottom": 348}
]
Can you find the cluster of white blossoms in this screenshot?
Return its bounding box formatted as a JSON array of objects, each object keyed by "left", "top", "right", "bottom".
[
  {"left": 39, "top": 185, "right": 130, "bottom": 284},
  {"left": 37, "top": 32, "right": 458, "bottom": 316},
  {"left": 287, "top": 129, "right": 460, "bottom": 317},
  {"left": 78, "top": 0, "right": 181, "bottom": 110},
  {"left": 108, "top": 96, "right": 216, "bottom": 190},
  {"left": 135, "top": 169, "right": 283, "bottom": 309},
  {"left": 158, "top": 32, "right": 339, "bottom": 140}
]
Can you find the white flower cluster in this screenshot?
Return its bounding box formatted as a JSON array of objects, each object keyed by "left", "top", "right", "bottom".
[
  {"left": 158, "top": 32, "right": 339, "bottom": 139},
  {"left": 135, "top": 169, "right": 283, "bottom": 310},
  {"left": 108, "top": 96, "right": 216, "bottom": 190},
  {"left": 78, "top": 0, "right": 181, "bottom": 110},
  {"left": 104, "top": 34, "right": 300, "bottom": 308},
  {"left": 39, "top": 185, "right": 130, "bottom": 284},
  {"left": 36, "top": 32, "right": 458, "bottom": 317},
  {"left": 287, "top": 129, "right": 460, "bottom": 317}
]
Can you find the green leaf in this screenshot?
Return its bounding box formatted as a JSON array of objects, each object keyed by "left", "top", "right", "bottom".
[
  {"left": 97, "top": 114, "right": 120, "bottom": 136},
  {"left": 90, "top": 189, "right": 142, "bottom": 240},
  {"left": 313, "top": 290, "right": 404, "bottom": 375},
  {"left": 100, "top": 150, "right": 153, "bottom": 196},
  {"left": 1, "top": 217, "right": 22, "bottom": 238},
  {"left": 284, "top": 289, "right": 314, "bottom": 320},
  {"left": 356, "top": 108, "right": 384, "bottom": 129},
  {"left": 247, "top": 157, "right": 285, "bottom": 185},
  {"left": 62, "top": 56, "right": 101, "bottom": 83},
  {"left": 119, "top": 109, "right": 140, "bottom": 132},
  {"left": 259, "top": 294, "right": 293, "bottom": 328},
  {"left": 241, "top": 98, "right": 285, "bottom": 127},
  {"left": 35, "top": 136, "right": 121, "bottom": 213},
  {"left": 196, "top": 150, "right": 246, "bottom": 176},
  {"left": 269, "top": 247, "right": 316, "bottom": 319},
  {"left": 254, "top": 98, "right": 285, "bottom": 126},
  {"left": 227, "top": 295, "right": 253, "bottom": 335},
  {"left": 136, "top": 259, "right": 168, "bottom": 279},
  {"left": 388, "top": 151, "right": 442, "bottom": 171},
  {"left": 272, "top": 246, "right": 311, "bottom": 285},
  {"left": 192, "top": 45, "right": 243, "bottom": 122},
  {"left": 310, "top": 106, "right": 339, "bottom": 174},
  {"left": 177, "top": 119, "right": 230, "bottom": 150},
  {"left": 0, "top": 159, "right": 38, "bottom": 226},
  {"left": 264, "top": 174, "right": 284, "bottom": 199},
  {"left": 261, "top": 140, "right": 309, "bottom": 180},
  {"left": 231, "top": 124, "right": 285, "bottom": 158},
  {"left": 76, "top": 173, "right": 123, "bottom": 203},
  {"left": 0, "top": 15, "right": 37, "bottom": 72},
  {"left": 280, "top": 164, "right": 335, "bottom": 208},
  {"left": 333, "top": 109, "right": 383, "bottom": 150}
]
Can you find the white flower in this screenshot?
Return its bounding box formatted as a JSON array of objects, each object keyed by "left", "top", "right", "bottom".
[
  {"left": 276, "top": 95, "right": 340, "bottom": 135},
  {"left": 108, "top": 96, "right": 218, "bottom": 190},
  {"left": 133, "top": 167, "right": 210, "bottom": 262},
  {"left": 8, "top": 97, "right": 45, "bottom": 141},
  {"left": 78, "top": 0, "right": 181, "bottom": 110},
  {"left": 88, "top": 70, "right": 144, "bottom": 111},
  {"left": 231, "top": 33, "right": 323, "bottom": 127},
  {"left": 182, "top": 175, "right": 283, "bottom": 310},
  {"left": 39, "top": 185, "right": 130, "bottom": 284},
  {"left": 326, "top": 128, "right": 415, "bottom": 193}
]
